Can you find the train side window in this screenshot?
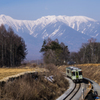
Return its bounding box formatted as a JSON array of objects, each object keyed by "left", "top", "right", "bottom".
[
  {"left": 67, "top": 70, "right": 69, "bottom": 73},
  {"left": 79, "top": 71, "right": 82, "bottom": 75},
  {"left": 72, "top": 72, "right": 75, "bottom": 76}
]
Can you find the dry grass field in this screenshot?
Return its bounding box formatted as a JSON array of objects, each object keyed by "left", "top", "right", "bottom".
[
  {"left": 0, "top": 65, "right": 45, "bottom": 80},
  {"left": 1, "top": 63, "right": 100, "bottom": 84},
  {"left": 58, "top": 63, "right": 100, "bottom": 85}
]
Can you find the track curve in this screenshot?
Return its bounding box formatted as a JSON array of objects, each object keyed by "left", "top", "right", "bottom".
[{"left": 63, "top": 83, "right": 81, "bottom": 100}]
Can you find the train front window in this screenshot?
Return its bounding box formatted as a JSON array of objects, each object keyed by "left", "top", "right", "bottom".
[
  {"left": 72, "top": 72, "right": 75, "bottom": 76},
  {"left": 79, "top": 71, "right": 82, "bottom": 75},
  {"left": 76, "top": 72, "right": 78, "bottom": 76}
]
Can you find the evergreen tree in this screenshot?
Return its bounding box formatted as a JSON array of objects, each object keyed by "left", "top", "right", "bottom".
[{"left": 40, "top": 38, "right": 69, "bottom": 65}]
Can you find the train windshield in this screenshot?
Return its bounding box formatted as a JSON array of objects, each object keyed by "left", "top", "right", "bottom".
[
  {"left": 79, "top": 71, "right": 82, "bottom": 75},
  {"left": 72, "top": 72, "right": 75, "bottom": 76}
]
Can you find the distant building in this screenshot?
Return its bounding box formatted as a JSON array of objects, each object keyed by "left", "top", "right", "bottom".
[{"left": 67, "top": 61, "right": 75, "bottom": 65}]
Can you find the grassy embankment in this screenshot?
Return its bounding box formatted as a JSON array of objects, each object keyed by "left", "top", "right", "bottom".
[
  {"left": 58, "top": 63, "right": 100, "bottom": 85},
  {"left": 0, "top": 65, "right": 45, "bottom": 80},
  {"left": 2, "top": 63, "right": 100, "bottom": 99},
  {"left": 0, "top": 64, "right": 69, "bottom": 100}
]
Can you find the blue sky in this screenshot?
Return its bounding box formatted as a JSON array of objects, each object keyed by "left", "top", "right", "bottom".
[{"left": 0, "top": 0, "right": 100, "bottom": 21}]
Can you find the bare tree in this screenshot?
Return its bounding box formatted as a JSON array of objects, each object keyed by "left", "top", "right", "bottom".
[
  {"left": 88, "top": 38, "right": 96, "bottom": 63},
  {"left": 0, "top": 25, "right": 27, "bottom": 67}
]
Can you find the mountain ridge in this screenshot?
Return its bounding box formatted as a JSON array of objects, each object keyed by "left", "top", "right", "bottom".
[
  {"left": 0, "top": 14, "right": 100, "bottom": 60},
  {"left": 0, "top": 14, "right": 98, "bottom": 37}
]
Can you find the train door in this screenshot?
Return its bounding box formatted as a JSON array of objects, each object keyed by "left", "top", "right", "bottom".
[{"left": 76, "top": 71, "right": 79, "bottom": 79}]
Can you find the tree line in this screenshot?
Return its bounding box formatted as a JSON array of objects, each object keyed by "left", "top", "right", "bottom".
[
  {"left": 0, "top": 24, "right": 27, "bottom": 67},
  {"left": 70, "top": 38, "right": 100, "bottom": 64},
  {"left": 40, "top": 38, "right": 100, "bottom": 65}
]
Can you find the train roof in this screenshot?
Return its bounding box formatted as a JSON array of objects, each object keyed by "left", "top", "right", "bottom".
[{"left": 66, "top": 66, "right": 81, "bottom": 71}]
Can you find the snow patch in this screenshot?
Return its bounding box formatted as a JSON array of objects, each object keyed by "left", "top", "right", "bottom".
[
  {"left": 96, "top": 33, "right": 99, "bottom": 37},
  {"left": 94, "top": 30, "right": 97, "bottom": 33},
  {"left": 59, "top": 33, "right": 63, "bottom": 36},
  {"left": 87, "top": 24, "right": 91, "bottom": 27},
  {"left": 82, "top": 28, "right": 86, "bottom": 34},
  {"left": 33, "top": 33, "right": 38, "bottom": 37},
  {"left": 42, "top": 33, "right": 48, "bottom": 39},
  {"left": 49, "top": 28, "right": 59, "bottom": 37},
  {"left": 77, "top": 22, "right": 79, "bottom": 31},
  {"left": 42, "top": 29, "right": 46, "bottom": 34},
  {"left": 72, "top": 23, "right": 75, "bottom": 29}
]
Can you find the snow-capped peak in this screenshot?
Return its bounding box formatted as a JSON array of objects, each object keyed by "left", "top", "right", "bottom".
[
  {"left": 32, "top": 15, "right": 97, "bottom": 30},
  {"left": 35, "top": 15, "right": 97, "bottom": 24},
  {"left": 0, "top": 14, "right": 13, "bottom": 21},
  {"left": 0, "top": 14, "right": 98, "bottom": 36}
]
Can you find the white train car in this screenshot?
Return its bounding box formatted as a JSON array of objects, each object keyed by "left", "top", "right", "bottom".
[{"left": 66, "top": 66, "right": 83, "bottom": 82}]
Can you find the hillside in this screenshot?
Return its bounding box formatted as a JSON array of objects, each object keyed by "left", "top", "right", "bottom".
[
  {"left": 0, "top": 64, "right": 69, "bottom": 100},
  {"left": 59, "top": 64, "right": 100, "bottom": 85}
]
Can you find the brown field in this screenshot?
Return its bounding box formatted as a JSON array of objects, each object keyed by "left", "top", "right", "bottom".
[
  {"left": 0, "top": 66, "right": 45, "bottom": 80},
  {"left": 58, "top": 63, "right": 100, "bottom": 85},
  {"left": 0, "top": 63, "right": 100, "bottom": 99}
]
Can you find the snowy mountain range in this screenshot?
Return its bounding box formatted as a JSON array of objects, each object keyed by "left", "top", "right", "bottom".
[{"left": 0, "top": 14, "right": 100, "bottom": 60}]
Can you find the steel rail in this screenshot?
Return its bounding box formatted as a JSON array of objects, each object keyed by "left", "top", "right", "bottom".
[
  {"left": 69, "top": 83, "right": 81, "bottom": 100},
  {"left": 63, "top": 83, "right": 81, "bottom": 100}
]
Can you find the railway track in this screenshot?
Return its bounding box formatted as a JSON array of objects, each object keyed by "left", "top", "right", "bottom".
[
  {"left": 57, "top": 73, "right": 92, "bottom": 100},
  {"left": 63, "top": 83, "right": 81, "bottom": 100}
]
